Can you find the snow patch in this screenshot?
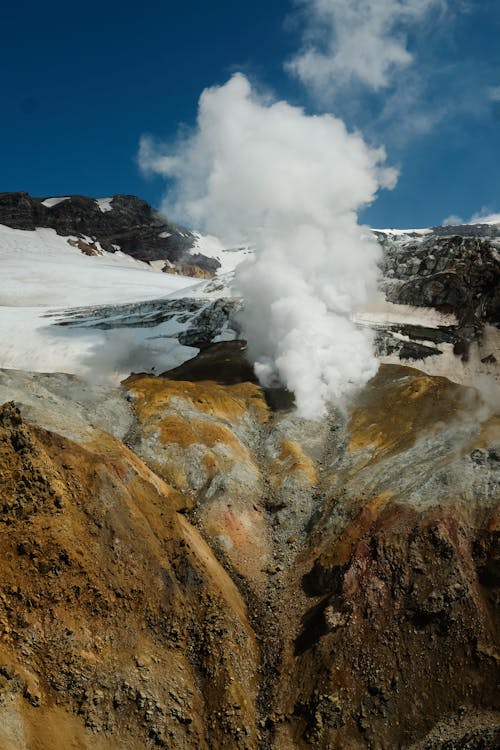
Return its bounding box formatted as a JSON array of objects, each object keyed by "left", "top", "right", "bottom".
[
  {"left": 374, "top": 227, "right": 432, "bottom": 236},
  {"left": 0, "top": 222, "right": 235, "bottom": 380},
  {"left": 96, "top": 197, "right": 113, "bottom": 213},
  {"left": 0, "top": 224, "right": 195, "bottom": 307},
  {"left": 381, "top": 325, "right": 500, "bottom": 392},
  {"left": 41, "top": 197, "right": 70, "bottom": 208},
  {"left": 149, "top": 260, "right": 166, "bottom": 271},
  {"left": 0, "top": 305, "right": 198, "bottom": 382},
  {"left": 191, "top": 231, "right": 254, "bottom": 275},
  {"left": 355, "top": 300, "right": 458, "bottom": 329}
]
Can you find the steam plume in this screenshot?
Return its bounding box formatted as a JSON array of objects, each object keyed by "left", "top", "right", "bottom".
[{"left": 140, "top": 73, "right": 397, "bottom": 418}]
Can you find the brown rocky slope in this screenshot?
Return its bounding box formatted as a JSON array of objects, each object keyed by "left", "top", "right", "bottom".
[{"left": 0, "top": 362, "right": 498, "bottom": 749}]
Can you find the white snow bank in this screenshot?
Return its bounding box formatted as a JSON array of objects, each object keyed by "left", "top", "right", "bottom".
[
  {"left": 381, "top": 325, "right": 500, "bottom": 393},
  {"left": 0, "top": 223, "right": 235, "bottom": 380},
  {"left": 0, "top": 224, "right": 201, "bottom": 307},
  {"left": 0, "top": 305, "right": 198, "bottom": 381},
  {"left": 355, "top": 300, "right": 458, "bottom": 329},
  {"left": 374, "top": 227, "right": 432, "bottom": 236}
]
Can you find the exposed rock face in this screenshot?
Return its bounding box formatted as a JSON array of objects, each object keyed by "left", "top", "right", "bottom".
[
  {"left": 432, "top": 223, "right": 500, "bottom": 239},
  {"left": 381, "top": 233, "right": 499, "bottom": 328},
  {"left": 0, "top": 192, "right": 220, "bottom": 276},
  {"left": 0, "top": 399, "right": 259, "bottom": 750},
  {"left": 0, "top": 363, "right": 498, "bottom": 748},
  {"left": 378, "top": 232, "right": 500, "bottom": 361}
]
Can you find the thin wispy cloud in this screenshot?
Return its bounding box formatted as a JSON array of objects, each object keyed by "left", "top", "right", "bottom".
[
  {"left": 285, "top": 0, "right": 498, "bottom": 151},
  {"left": 487, "top": 86, "right": 500, "bottom": 102}
]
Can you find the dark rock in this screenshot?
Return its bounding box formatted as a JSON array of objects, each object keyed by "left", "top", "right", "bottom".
[
  {"left": 380, "top": 234, "right": 500, "bottom": 337},
  {"left": 432, "top": 223, "right": 500, "bottom": 238},
  {"left": 481, "top": 354, "right": 497, "bottom": 364},
  {"left": 377, "top": 231, "right": 500, "bottom": 366},
  {"left": 161, "top": 340, "right": 256, "bottom": 385},
  {"left": 399, "top": 341, "right": 443, "bottom": 360}
]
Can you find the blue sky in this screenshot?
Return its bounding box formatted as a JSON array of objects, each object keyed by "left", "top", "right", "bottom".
[{"left": 1, "top": 0, "right": 499, "bottom": 228}]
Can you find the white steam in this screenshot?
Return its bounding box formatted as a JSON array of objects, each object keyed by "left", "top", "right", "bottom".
[
  {"left": 287, "top": 0, "right": 444, "bottom": 100},
  {"left": 140, "top": 73, "right": 397, "bottom": 419},
  {"left": 443, "top": 208, "right": 500, "bottom": 226}
]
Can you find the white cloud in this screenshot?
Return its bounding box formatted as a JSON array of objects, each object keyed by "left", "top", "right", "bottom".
[
  {"left": 139, "top": 73, "right": 397, "bottom": 419},
  {"left": 286, "top": 0, "right": 444, "bottom": 100}
]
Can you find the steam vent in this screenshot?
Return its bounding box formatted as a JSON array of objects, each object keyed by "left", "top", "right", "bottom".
[{"left": 0, "top": 192, "right": 499, "bottom": 749}]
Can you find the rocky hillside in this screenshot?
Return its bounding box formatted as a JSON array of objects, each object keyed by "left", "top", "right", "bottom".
[
  {"left": 0, "top": 359, "right": 498, "bottom": 749},
  {"left": 376, "top": 230, "right": 500, "bottom": 363}
]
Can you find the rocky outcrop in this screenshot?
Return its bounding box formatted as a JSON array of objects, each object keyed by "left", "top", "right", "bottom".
[
  {"left": 0, "top": 192, "right": 220, "bottom": 276},
  {"left": 432, "top": 223, "right": 500, "bottom": 239},
  {"left": 378, "top": 232, "right": 500, "bottom": 360},
  {"left": 383, "top": 234, "right": 499, "bottom": 328},
  {"left": 0, "top": 362, "right": 497, "bottom": 748},
  {"left": 277, "top": 500, "right": 500, "bottom": 749}
]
